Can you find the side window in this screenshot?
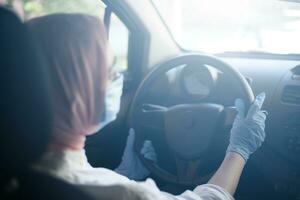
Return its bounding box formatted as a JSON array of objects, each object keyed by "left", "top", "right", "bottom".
[
  {"left": 107, "top": 12, "right": 129, "bottom": 78},
  {"left": 2, "top": 0, "right": 106, "bottom": 20},
  {"left": 102, "top": 11, "right": 129, "bottom": 122}
]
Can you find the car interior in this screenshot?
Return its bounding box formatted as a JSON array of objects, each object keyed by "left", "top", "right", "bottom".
[{"left": 1, "top": 0, "right": 300, "bottom": 199}]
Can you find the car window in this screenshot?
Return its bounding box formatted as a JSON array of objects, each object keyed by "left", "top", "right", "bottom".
[
  {"left": 104, "top": 11, "right": 129, "bottom": 123},
  {"left": 108, "top": 12, "right": 129, "bottom": 79},
  {"left": 3, "top": 1, "right": 129, "bottom": 75},
  {"left": 1, "top": 0, "right": 105, "bottom": 20},
  {"left": 153, "top": 0, "right": 300, "bottom": 54}
]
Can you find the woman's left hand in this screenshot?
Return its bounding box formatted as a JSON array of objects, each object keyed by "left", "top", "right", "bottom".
[{"left": 115, "top": 128, "right": 157, "bottom": 180}]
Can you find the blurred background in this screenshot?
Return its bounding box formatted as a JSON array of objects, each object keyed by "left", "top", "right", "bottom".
[
  {"left": 1, "top": 0, "right": 300, "bottom": 54},
  {"left": 153, "top": 0, "right": 300, "bottom": 54},
  {"left": 0, "top": 0, "right": 104, "bottom": 19},
  {"left": 0, "top": 0, "right": 128, "bottom": 77}
]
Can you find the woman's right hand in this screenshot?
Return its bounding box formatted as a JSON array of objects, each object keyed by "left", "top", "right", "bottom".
[
  {"left": 115, "top": 129, "right": 157, "bottom": 180},
  {"left": 226, "top": 93, "right": 267, "bottom": 161}
]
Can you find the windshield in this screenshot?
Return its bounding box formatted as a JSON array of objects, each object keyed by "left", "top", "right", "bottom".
[{"left": 152, "top": 0, "right": 300, "bottom": 54}]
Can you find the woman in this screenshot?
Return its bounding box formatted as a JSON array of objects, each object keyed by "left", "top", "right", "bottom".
[{"left": 27, "top": 13, "right": 266, "bottom": 200}]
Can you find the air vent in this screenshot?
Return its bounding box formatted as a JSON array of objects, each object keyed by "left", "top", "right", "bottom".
[{"left": 282, "top": 85, "right": 300, "bottom": 105}]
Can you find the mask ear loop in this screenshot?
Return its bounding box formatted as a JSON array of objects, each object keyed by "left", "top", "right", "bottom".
[{"left": 99, "top": 73, "right": 123, "bottom": 130}]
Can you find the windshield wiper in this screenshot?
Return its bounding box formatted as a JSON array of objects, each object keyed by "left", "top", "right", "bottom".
[
  {"left": 216, "top": 50, "right": 300, "bottom": 60},
  {"left": 280, "top": 0, "right": 300, "bottom": 4},
  {"left": 221, "top": 50, "right": 300, "bottom": 56}
]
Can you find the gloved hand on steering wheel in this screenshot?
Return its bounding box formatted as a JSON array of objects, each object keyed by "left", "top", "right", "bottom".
[
  {"left": 227, "top": 92, "right": 267, "bottom": 161},
  {"left": 115, "top": 128, "right": 157, "bottom": 180}
]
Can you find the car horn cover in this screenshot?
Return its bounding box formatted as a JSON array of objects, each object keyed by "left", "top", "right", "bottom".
[{"left": 164, "top": 103, "right": 224, "bottom": 159}]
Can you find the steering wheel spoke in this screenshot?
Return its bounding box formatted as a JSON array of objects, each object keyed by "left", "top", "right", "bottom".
[
  {"left": 136, "top": 104, "right": 167, "bottom": 130},
  {"left": 222, "top": 106, "right": 238, "bottom": 127},
  {"left": 175, "top": 157, "right": 201, "bottom": 183},
  {"left": 174, "top": 156, "right": 214, "bottom": 185}
]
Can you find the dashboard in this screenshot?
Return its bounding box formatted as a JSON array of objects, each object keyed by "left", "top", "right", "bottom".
[
  {"left": 144, "top": 55, "right": 300, "bottom": 197},
  {"left": 221, "top": 56, "right": 300, "bottom": 197},
  {"left": 221, "top": 57, "right": 300, "bottom": 160}
]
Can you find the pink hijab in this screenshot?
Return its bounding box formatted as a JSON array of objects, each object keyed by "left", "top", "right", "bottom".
[{"left": 27, "top": 14, "right": 109, "bottom": 150}]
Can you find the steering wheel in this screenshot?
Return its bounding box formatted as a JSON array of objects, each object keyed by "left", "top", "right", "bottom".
[{"left": 129, "top": 54, "right": 254, "bottom": 186}]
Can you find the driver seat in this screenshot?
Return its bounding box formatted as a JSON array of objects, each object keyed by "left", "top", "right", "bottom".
[{"left": 0, "top": 7, "right": 95, "bottom": 200}]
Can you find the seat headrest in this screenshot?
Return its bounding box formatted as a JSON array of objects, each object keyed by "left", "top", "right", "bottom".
[{"left": 0, "top": 7, "right": 53, "bottom": 174}]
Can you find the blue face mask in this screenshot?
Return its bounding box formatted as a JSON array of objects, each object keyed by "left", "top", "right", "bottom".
[{"left": 99, "top": 74, "right": 123, "bottom": 129}]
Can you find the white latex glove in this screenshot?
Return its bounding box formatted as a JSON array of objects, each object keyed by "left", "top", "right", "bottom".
[
  {"left": 227, "top": 93, "right": 267, "bottom": 161},
  {"left": 115, "top": 128, "right": 157, "bottom": 180}
]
